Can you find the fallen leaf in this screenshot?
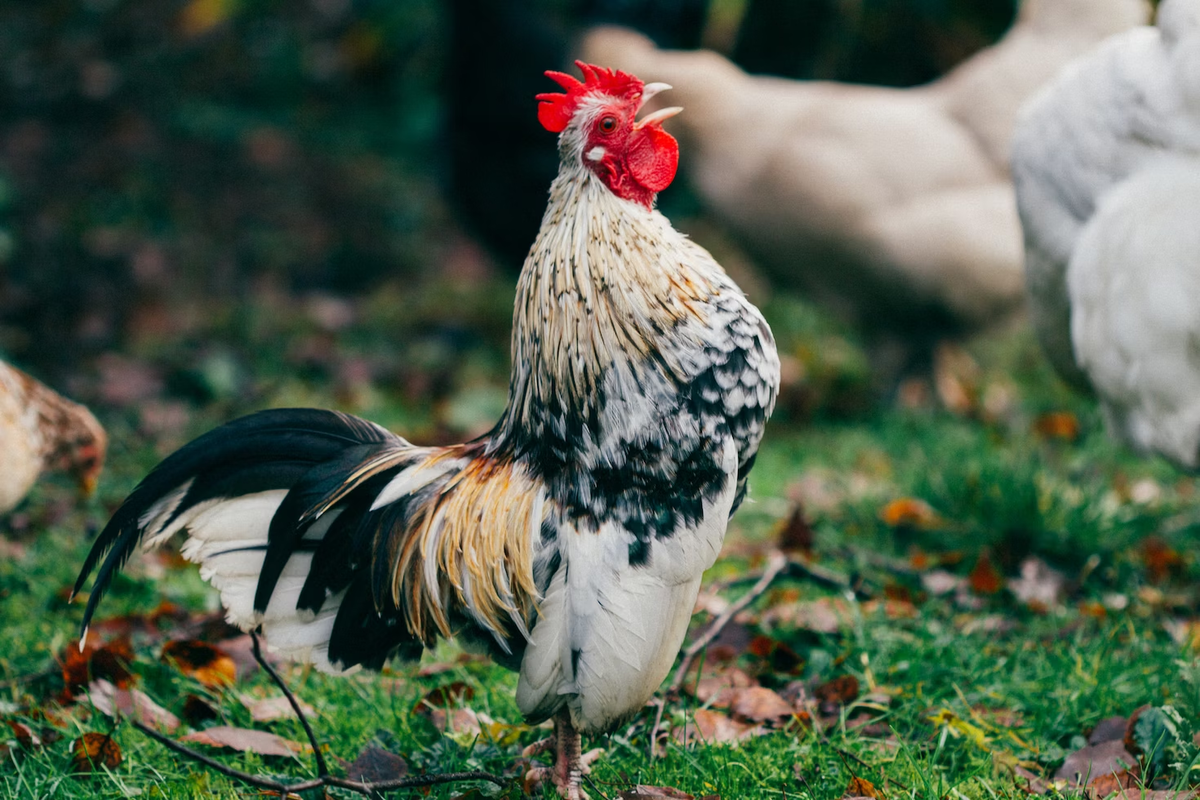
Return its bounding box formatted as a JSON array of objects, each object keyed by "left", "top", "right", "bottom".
[
  {"left": 1054, "top": 739, "right": 1137, "bottom": 785},
  {"left": 729, "top": 687, "right": 794, "bottom": 725},
  {"left": 87, "top": 679, "right": 180, "bottom": 733},
  {"left": 843, "top": 776, "right": 882, "bottom": 799},
  {"left": 684, "top": 667, "right": 756, "bottom": 707},
  {"left": 416, "top": 681, "right": 475, "bottom": 710},
  {"left": 6, "top": 720, "right": 40, "bottom": 749},
  {"left": 619, "top": 785, "right": 694, "bottom": 798},
  {"left": 1142, "top": 538, "right": 1183, "bottom": 585},
  {"left": 1087, "top": 769, "right": 1138, "bottom": 798},
  {"left": 161, "top": 640, "right": 236, "bottom": 688},
  {"left": 182, "top": 694, "right": 219, "bottom": 726},
  {"left": 1089, "top": 716, "right": 1130, "bottom": 745},
  {"left": 62, "top": 638, "right": 136, "bottom": 696},
  {"left": 180, "top": 726, "right": 304, "bottom": 758},
  {"left": 760, "top": 596, "right": 848, "bottom": 633},
  {"left": 241, "top": 694, "right": 315, "bottom": 723},
  {"left": 815, "top": 675, "right": 860, "bottom": 709},
  {"left": 968, "top": 551, "right": 1003, "bottom": 595},
  {"left": 880, "top": 498, "right": 940, "bottom": 529},
  {"left": 340, "top": 744, "right": 408, "bottom": 783},
  {"left": 675, "top": 708, "right": 760, "bottom": 745},
  {"left": 70, "top": 732, "right": 122, "bottom": 773},
  {"left": 1033, "top": 412, "right": 1080, "bottom": 442},
  {"left": 776, "top": 505, "right": 815, "bottom": 556},
  {"left": 1011, "top": 764, "right": 1051, "bottom": 794}
]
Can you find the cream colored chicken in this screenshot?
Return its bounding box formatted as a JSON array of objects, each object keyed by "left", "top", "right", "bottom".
[
  {"left": 580, "top": 0, "right": 1149, "bottom": 341},
  {"left": 0, "top": 359, "right": 106, "bottom": 514}
]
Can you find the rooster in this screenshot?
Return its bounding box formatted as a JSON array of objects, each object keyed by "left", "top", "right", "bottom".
[
  {"left": 73, "top": 62, "right": 779, "bottom": 798},
  {"left": 1012, "top": 0, "right": 1200, "bottom": 467},
  {"left": 0, "top": 358, "right": 106, "bottom": 515}
]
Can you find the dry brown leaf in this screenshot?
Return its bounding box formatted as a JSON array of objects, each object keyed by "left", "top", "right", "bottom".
[
  {"left": 62, "top": 637, "right": 136, "bottom": 697},
  {"left": 760, "top": 597, "right": 847, "bottom": 633},
  {"left": 685, "top": 667, "right": 756, "bottom": 707},
  {"left": 424, "top": 707, "right": 487, "bottom": 737},
  {"left": 776, "top": 505, "right": 814, "bottom": 556},
  {"left": 340, "top": 744, "right": 408, "bottom": 783},
  {"left": 1033, "top": 411, "right": 1080, "bottom": 442},
  {"left": 1090, "top": 716, "right": 1130, "bottom": 746},
  {"left": 729, "top": 687, "right": 794, "bottom": 725},
  {"left": 416, "top": 681, "right": 475, "bottom": 710},
  {"left": 1087, "top": 769, "right": 1139, "bottom": 798},
  {"left": 968, "top": 551, "right": 1003, "bottom": 595},
  {"left": 675, "top": 708, "right": 760, "bottom": 746},
  {"left": 1054, "top": 740, "right": 1138, "bottom": 786},
  {"left": 161, "top": 640, "right": 236, "bottom": 688},
  {"left": 6, "top": 720, "right": 40, "bottom": 749},
  {"left": 1142, "top": 538, "right": 1183, "bottom": 585},
  {"left": 87, "top": 679, "right": 180, "bottom": 733},
  {"left": 1011, "top": 765, "right": 1051, "bottom": 794},
  {"left": 241, "top": 694, "right": 316, "bottom": 723},
  {"left": 70, "top": 732, "right": 122, "bottom": 773},
  {"left": 815, "top": 675, "right": 860, "bottom": 708},
  {"left": 843, "top": 776, "right": 882, "bottom": 799},
  {"left": 182, "top": 694, "right": 219, "bottom": 726},
  {"left": 619, "top": 784, "right": 695, "bottom": 798},
  {"left": 880, "top": 498, "right": 940, "bottom": 529},
  {"left": 179, "top": 725, "right": 304, "bottom": 758}
]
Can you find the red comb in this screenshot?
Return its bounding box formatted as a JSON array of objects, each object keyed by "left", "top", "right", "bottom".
[{"left": 536, "top": 60, "right": 644, "bottom": 133}]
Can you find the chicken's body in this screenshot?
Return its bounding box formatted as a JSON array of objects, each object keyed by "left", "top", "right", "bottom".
[
  {"left": 1012, "top": 0, "right": 1200, "bottom": 466},
  {"left": 580, "top": 0, "right": 1149, "bottom": 345},
  {"left": 0, "top": 359, "right": 106, "bottom": 515},
  {"left": 74, "top": 63, "right": 779, "bottom": 797}
]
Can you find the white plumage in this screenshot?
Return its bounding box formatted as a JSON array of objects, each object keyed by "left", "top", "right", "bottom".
[
  {"left": 1012, "top": 0, "right": 1200, "bottom": 466},
  {"left": 581, "top": 0, "right": 1150, "bottom": 338}
]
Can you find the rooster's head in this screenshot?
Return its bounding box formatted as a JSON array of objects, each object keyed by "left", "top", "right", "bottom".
[{"left": 537, "top": 60, "right": 681, "bottom": 207}]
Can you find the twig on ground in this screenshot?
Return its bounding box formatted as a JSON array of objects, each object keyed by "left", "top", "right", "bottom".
[
  {"left": 120, "top": 633, "right": 508, "bottom": 796},
  {"left": 249, "top": 630, "right": 329, "bottom": 777},
  {"left": 129, "top": 720, "right": 505, "bottom": 794},
  {"left": 670, "top": 549, "right": 788, "bottom": 692}
]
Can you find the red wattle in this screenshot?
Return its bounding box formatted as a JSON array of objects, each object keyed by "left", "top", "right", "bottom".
[{"left": 627, "top": 127, "right": 679, "bottom": 194}]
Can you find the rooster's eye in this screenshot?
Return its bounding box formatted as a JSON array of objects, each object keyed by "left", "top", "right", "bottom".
[{"left": 598, "top": 115, "right": 618, "bottom": 134}]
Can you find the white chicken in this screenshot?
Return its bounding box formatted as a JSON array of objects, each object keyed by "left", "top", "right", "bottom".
[
  {"left": 581, "top": 0, "right": 1150, "bottom": 346},
  {"left": 1012, "top": 0, "right": 1200, "bottom": 467}
]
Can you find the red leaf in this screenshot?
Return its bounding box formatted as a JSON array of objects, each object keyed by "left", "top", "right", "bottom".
[{"left": 968, "top": 551, "right": 1003, "bottom": 595}]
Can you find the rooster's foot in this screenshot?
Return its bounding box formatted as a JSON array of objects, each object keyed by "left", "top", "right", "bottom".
[{"left": 523, "top": 708, "right": 603, "bottom": 799}]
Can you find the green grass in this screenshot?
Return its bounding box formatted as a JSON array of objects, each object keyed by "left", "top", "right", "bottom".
[{"left": 3, "top": 287, "right": 1200, "bottom": 799}]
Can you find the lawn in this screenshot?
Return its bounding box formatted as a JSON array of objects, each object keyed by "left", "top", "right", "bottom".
[{"left": 3, "top": 280, "right": 1200, "bottom": 799}]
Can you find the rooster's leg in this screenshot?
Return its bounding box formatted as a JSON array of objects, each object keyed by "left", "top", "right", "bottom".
[{"left": 524, "top": 708, "right": 604, "bottom": 799}]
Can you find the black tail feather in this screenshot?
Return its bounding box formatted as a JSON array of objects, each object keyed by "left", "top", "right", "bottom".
[
  {"left": 74, "top": 408, "right": 403, "bottom": 633},
  {"left": 253, "top": 444, "right": 407, "bottom": 614}
]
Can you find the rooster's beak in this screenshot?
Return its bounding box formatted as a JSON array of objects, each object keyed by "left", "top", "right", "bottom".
[
  {"left": 641, "top": 82, "right": 672, "bottom": 105},
  {"left": 634, "top": 82, "right": 682, "bottom": 130},
  {"left": 79, "top": 473, "right": 99, "bottom": 498},
  {"left": 634, "top": 105, "right": 683, "bottom": 130}
]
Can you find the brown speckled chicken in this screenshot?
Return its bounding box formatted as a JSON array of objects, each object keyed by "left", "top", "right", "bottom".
[
  {"left": 0, "top": 359, "right": 107, "bottom": 515},
  {"left": 73, "top": 62, "right": 779, "bottom": 799}
]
